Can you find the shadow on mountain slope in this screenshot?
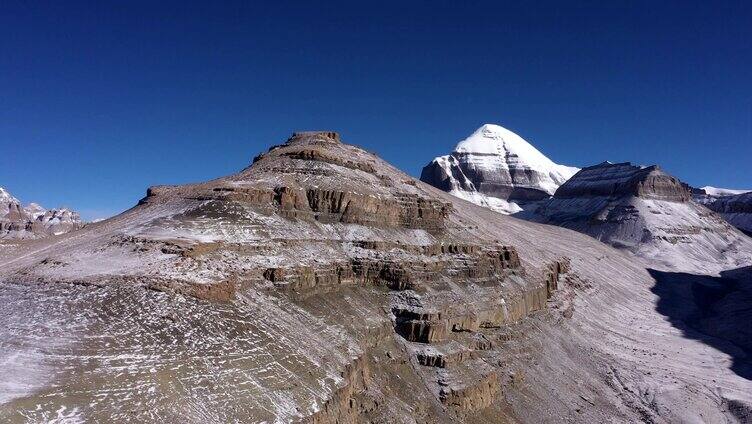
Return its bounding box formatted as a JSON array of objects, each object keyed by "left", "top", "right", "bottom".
[{"left": 649, "top": 266, "right": 752, "bottom": 380}]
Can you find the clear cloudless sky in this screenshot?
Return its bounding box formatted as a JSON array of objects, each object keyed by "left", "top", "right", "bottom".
[{"left": 1, "top": 1, "right": 750, "bottom": 220}]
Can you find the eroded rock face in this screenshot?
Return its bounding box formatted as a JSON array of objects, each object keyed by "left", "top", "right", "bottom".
[
  {"left": 420, "top": 124, "right": 579, "bottom": 214},
  {"left": 0, "top": 131, "right": 573, "bottom": 422},
  {"left": 554, "top": 162, "right": 691, "bottom": 202},
  {"left": 1, "top": 131, "right": 750, "bottom": 423},
  {"left": 0, "top": 187, "right": 82, "bottom": 239}
]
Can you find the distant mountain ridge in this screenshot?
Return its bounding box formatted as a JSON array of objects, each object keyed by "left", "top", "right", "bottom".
[
  {"left": 522, "top": 162, "right": 752, "bottom": 273},
  {"left": 0, "top": 186, "right": 82, "bottom": 239},
  {"left": 552, "top": 161, "right": 691, "bottom": 202},
  {"left": 420, "top": 124, "right": 578, "bottom": 213},
  {"left": 419, "top": 125, "right": 751, "bottom": 274},
  {"left": 695, "top": 189, "right": 752, "bottom": 236},
  {"left": 698, "top": 186, "right": 751, "bottom": 197}
]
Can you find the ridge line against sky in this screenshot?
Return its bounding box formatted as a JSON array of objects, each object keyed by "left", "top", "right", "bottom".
[{"left": 1, "top": 1, "right": 750, "bottom": 220}]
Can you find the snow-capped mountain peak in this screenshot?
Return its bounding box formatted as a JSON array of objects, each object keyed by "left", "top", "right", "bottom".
[
  {"left": 456, "top": 124, "right": 558, "bottom": 166},
  {"left": 420, "top": 124, "right": 579, "bottom": 213},
  {"left": 0, "top": 186, "right": 21, "bottom": 217},
  {"left": 24, "top": 202, "right": 47, "bottom": 219},
  {"left": 0, "top": 186, "right": 83, "bottom": 239},
  {"left": 699, "top": 186, "right": 752, "bottom": 197},
  {"left": 0, "top": 186, "right": 19, "bottom": 203},
  {"left": 695, "top": 188, "right": 752, "bottom": 236},
  {"left": 525, "top": 161, "right": 752, "bottom": 274}
]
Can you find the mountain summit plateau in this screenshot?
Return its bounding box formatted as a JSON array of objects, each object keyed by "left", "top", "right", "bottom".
[{"left": 0, "top": 186, "right": 82, "bottom": 239}]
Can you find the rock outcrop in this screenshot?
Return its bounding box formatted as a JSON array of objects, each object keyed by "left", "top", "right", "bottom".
[
  {"left": 420, "top": 124, "right": 579, "bottom": 214},
  {"left": 0, "top": 186, "right": 82, "bottom": 239},
  {"left": 695, "top": 186, "right": 752, "bottom": 200},
  {"left": 523, "top": 161, "right": 752, "bottom": 273},
  {"left": 553, "top": 162, "right": 691, "bottom": 202}
]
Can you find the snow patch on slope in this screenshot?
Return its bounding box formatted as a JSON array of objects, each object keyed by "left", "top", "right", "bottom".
[
  {"left": 449, "top": 189, "right": 524, "bottom": 214},
  {"left": 700, "top": 186, "right": 752, "bottom": 197},
  {"left": 429, "top": 153, "right": 523, "bottom": 213}
]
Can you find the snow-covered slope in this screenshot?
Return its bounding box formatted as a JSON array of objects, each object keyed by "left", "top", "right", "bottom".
[
  {"left": 420, "top": 124, "right": 578, "bottom": 214},
  {"left": 0, "top": 187, "right": 20, "bottom": 217},
  {"left": 2, "top": 132, "right": 750, "bottom": 422},
  {"left": 0, "top": 186, "right": 82, "bottom": 239},
  {"left": 523, "top": 162, "right": 752, "bottom": 274},
  {"left": 691, "top": 186, "right": 752, "bottom": 235},
  {"left": 700, "top": 186, "right": 751, "bottom": 197},
  {"left": 701, "top": 191, "right": 752, "bottom": 236},
  {"left": 693, "top": 186, "right": 752, "bottom": 206}
]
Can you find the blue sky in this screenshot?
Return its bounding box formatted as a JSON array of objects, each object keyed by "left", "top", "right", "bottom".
[{"left": 1, "top": 1, "right": 750, "bottom": 220}]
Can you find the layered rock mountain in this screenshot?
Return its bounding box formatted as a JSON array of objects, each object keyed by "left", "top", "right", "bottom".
[
  {"left": 0, "top": 186, "right": 82, "bottom": 239},
  {"left": 420, "top": 124, "right": 579, "bottom": 214},
  {"left": 523, "top": 162, "right": 752, "bottom": 273},
  {"left": 1, "top": 133, "right": 750, "bottom": 423},
  {"left": 699, "top": 191, "right": 752, "bottom": 236}
]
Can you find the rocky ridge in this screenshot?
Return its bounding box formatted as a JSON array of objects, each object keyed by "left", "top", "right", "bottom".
[
  {"left": 1, "top": 132, "right": 750, "bottom": 423},
  {"left": 523, "top": 161, "right": 752, "bottom": 273},
  {"left": 552, "top": 162, "right": 691, "bottom": 202},
  {"left": 699, "top": 191, "right": 752, "bottom": 236},
  {"left": 0, "top": 186, "right": 82, "bottom": 239}
]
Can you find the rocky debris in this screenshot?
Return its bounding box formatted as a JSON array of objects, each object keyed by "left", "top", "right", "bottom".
[
  {"left": 420, "top": 124, "right": 578, "bottom": 214},
  {"left": 523, "top": 161, "right": 752, "bottom": 274},
  {"left": 0, "top": 186, "right": 82, "bottom": 239}
]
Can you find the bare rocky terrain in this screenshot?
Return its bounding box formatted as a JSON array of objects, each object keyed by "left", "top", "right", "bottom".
[{"left": 1, "top": 132, "right": 750, "bottom": 423}]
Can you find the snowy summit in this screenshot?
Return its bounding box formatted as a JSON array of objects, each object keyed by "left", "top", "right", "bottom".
[
  {"left": 699, "top": 186, "right": 752, "bottom": 197},
  {"left": 420, "top": 124, "right": 578, "bottom": 213},
  {"left": 0, "top": 186, "right": 83, "bottom": 239}
]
